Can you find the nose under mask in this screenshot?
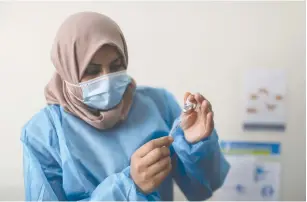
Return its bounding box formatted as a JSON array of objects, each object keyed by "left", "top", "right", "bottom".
[{"left": 65, "top": 70, "right": 132, "bottom": 111}]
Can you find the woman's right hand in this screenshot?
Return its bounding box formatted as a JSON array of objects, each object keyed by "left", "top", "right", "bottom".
[{"left": 130, "top": 136, "right": 174, "bottom": 194}]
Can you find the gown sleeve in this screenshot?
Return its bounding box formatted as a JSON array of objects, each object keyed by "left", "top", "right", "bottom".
[
  {"left": 162, "top": 89, "right": 230, "bottom": 201},
  {"left": 21, "top": 108, "right": 160, "bottom": 201}
]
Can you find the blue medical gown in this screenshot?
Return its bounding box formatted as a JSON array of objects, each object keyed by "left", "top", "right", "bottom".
[{"left": 21, "top": 87, "right": 230, "bottom": 201}]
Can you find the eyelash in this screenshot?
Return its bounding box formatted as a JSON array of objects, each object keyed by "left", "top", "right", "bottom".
[
  {"left": 85, "top": 64, "right": 123, "bottom": 76},
  {"left": 85, "top": 67, "right": 101, "bottom": 75},
  {"left": 110, "top": 64, "right": 123, "bottom": 71}
]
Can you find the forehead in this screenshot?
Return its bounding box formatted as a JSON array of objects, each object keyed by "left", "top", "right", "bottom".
[{"left": 91, "top": 45, "right": 121, "bottom": 63}]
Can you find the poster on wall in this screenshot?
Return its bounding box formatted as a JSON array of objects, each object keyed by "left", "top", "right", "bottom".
[
  {"left": 212, "top": 141, "right": 281, "bottom": 201},
  {"left": 243, "top": 69, "right": 286, "bottom": 131}
]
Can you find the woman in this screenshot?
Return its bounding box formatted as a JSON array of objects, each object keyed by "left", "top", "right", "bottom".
[{"left": 21, "top": 11, "right": 229, "bottom": 201}]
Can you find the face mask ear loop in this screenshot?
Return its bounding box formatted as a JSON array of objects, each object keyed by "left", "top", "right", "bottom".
[
  {"left": 63, "top": 80, "right": 84, "bottom": 103},
  {"left": 64, "top": 80, "right": 106, "bottom": 120}
]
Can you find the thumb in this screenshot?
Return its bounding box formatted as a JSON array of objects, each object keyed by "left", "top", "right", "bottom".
[
  {"left": 184, "top": 92, "right": 191, "bottom": 102},
  {"left": 180, "top": 111, "right": 197, "bottom": 130}
]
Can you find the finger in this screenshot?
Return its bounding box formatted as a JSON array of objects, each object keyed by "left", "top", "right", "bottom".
[
  {"left": 206, "top": 99, "right": 212, "bottom": 112},
  {"left": 137, "top": 136, "right": 173, "bottom": 158},
  {"left": 184, "top": 92, "right": 191, "bottom": 102},
  {"left": 146, "top": 156, "right": 171, "bottom": 177},
  {"left": 142, "top": 146, "right": 170, "bottom": 166},
  {"left": 203, "top": 112, "right": 214, "bottom": 137},
  {"left": 152, "top": 163, "right": 172, "bottom": 187},
  {"left": 201, "top": 100, "right": 210, "bottom": 114},
  {"left": 187, "top": 94, "right": 196, "bottom": 103},
  {"left": 180, "top": 111, "right": 197, "bottom": 130},
  {"left": 199, "top": 93, "right": 206, "bottom": 100},
  {"left": 195, "top": 93, "right": 205, "bottom": 105},
  {"left": 208, "top": 102, "right": 213, "bottom": 112},
  {"left": 183, "top": 94, "right": 197, "bottom": 114},
  {"left": 211, "top": 116, "right": 215, "bottom": 129}
]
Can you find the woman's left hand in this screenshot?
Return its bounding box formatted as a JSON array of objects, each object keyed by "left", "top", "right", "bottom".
[{"left": 180, "top": 92, "right": 214, "bottom": 144}]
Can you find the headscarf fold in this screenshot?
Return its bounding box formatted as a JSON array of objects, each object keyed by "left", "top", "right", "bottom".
[{"left": 45, "top": 11, "right": 135, "bottom": 129}]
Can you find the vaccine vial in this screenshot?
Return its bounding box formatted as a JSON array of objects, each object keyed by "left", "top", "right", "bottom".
[{"left": 183, "top": 100, "right": 197, "bottom": 113}]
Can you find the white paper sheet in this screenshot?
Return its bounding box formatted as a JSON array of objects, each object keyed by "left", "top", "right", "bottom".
[
  {"left": 253, "top": 161, "right": 281, "bottom": 201},
  {"left": 243, "top": 69, "right": 286, "bottom": 131},
  {"left": 222, "top": 156, "right": 256, "bottom": 187},
  {"left": 212, "top": 156, "right": 281, "bottom": 201}
]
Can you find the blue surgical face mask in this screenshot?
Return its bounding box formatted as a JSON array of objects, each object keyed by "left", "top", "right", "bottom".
[{"left": 66, "top": 70, "right": 132, "bottom": 111}]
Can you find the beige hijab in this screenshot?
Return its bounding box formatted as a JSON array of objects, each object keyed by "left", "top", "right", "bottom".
[{"left": 45, "top": 11, "right": 135, "bottom": 130}]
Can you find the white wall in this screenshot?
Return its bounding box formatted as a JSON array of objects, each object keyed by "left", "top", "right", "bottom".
[{"left": 0, "top": 1, "right": 305, "bottom": 201}]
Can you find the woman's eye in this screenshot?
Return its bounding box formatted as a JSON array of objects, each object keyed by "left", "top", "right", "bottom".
[
  {"left": 110, "top": 64, "right": 123, "bottom": 72},
  {"left": 85, "top": 65, "right": 101, "bottom": 75}
]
